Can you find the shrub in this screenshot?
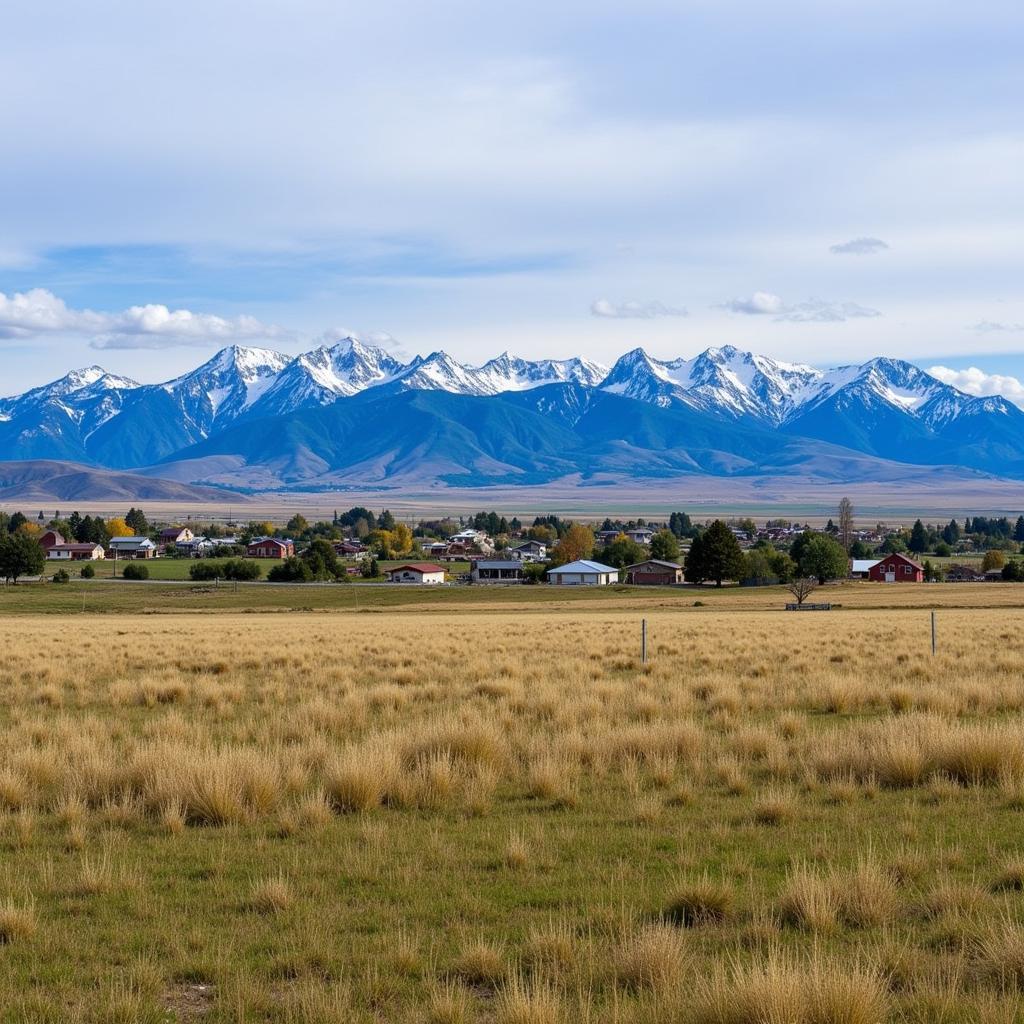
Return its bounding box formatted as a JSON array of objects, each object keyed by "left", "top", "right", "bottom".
[
  {"left": 189, "top": 561, "right": 223, "bottom": 581},
  {"left": 80, "top": 563, "right": 95, "bottom": 578},
  {"left": 268, "top": 557, "right": 313, "bottom": 583},
  {"left": 51, "top": 568, "right": 70, "bottom": 583},
  {"left": 223, "top": 558, "right": 261, "bottom": 581},
  {"left": 121, "top": 563, "right": 149, "bottom": 580}
]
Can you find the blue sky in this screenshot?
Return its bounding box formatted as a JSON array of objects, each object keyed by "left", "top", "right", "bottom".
[{"left": 1, "top": 0, "right": 1023, "bottom": 398}]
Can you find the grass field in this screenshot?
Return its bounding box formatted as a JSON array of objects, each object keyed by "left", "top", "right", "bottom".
[{"left": 3, "top": 589, "right": 1024, "bottom": 1021}]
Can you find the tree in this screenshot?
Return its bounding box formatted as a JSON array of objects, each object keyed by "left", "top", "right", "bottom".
[
  {"left": 125, "top": 508, "right": 149, "bottom": 534},
  {"left": 879, "top": 534, "right": 907, "bottom": 554},
  {"left": 379, "top": 509, "right": 396, "bottom": 531},
  {"left": 105, "top": 517, "right": 134, "bottom": 538},
  {"left": 688, "top": 520, "right": 745, "bottom": 587},
  {"left": 549, "top": 524, "right": 594, "bottom": 566},
  {"left": 942, "top": 519, "right": 961, "bottom": 545},
  {"left": 909, "top": 519, "right": 928, "bottom": 554},
  {"left": 837, "top": 497, "right": 854, "bottom": 551},
  {"left": 52, "top": 567, "right": 70, "bottom": 584},
  {"left": 1015, "top": 516, "right": 1024, "bottom": 543},
  {"left": 849, "top": 539, "right": 872, "bottom": 559},
  {"left": 7, "top": 512, "right": 27, "bottom": 534},
  {"left": 982, "top": 549, "right": 1007, "bottom": 572},
  {"left": 743, "top": 548, "right": 777, "bottom": 585},
  {"left": 121, "top": 563, "right": 149, "bottom": 580},
  {"left": 286, "top": 514, "right": 310, "bottom": 536},
  {"left": 300, "top": 538, "right": 344, "bottom": 580},
  {"left": 0, "top": 531, "right": 45, "bottom": 583},
  {"left": 600, "top": 534, "right": 645, "bottom": 569},
  {"left": 786, "top": 577, "right": 818, "bottom": 606},
  {"left": 934, "top": 541, "right": 952, "bottom": 558},
  {"left": 80, "top": 563, "right": 95, "bottom": 579},
  {"left": 799, "top": 534, "right": 849, "bottom": 584},
  {"left": 649, "top": 529, "right": 680, "bottom": 562},
  {"left": 360, "top": 556, "right": 379, "bottom": 579},
  {"left": 1002, "top": 560, "right": 1024, "bottom": 582},
  {"left": 267, "top": 557, "right": 313, "bottom": 582}
]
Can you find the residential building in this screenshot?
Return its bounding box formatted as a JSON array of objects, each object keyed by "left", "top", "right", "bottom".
[
  {"left": 386, "top": 563, "right": 446, "bottom": 584},
  {"left": 46, "top": 542, "right": 105, "bottom": 561},
  {"left": 470, "top": 560, "right": 524, "bottom": 583},
  {"left": 108, "top": 537, "right": 157, "bottom": 559},
  {"left": 246, "top": 537, "right": 295, "bottom": 559},
  {"left": 159, "top": 527, "right": 195, "bottom": 547},
  {"left": 547, "top": 559, "right": 618, "bottom": 586},
  {"left": 624, "top": 559, "right": 684, "bottom": 585},
  {"left": 509, "top": 540, "right": 547, "bottom": 562}
]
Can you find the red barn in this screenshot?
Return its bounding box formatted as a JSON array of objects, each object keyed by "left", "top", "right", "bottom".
[
  {"left": 868, "top": 552, "right": 924, "bottom": 583},
  {"left": 246, "top": 537, "right": 295, "bottom": 559},
  {"left": 38, "top": 530, "right": 66, "bottom": 550}
]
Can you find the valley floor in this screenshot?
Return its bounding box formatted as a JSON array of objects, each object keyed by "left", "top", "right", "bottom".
[{"left": 1, "top": 590, "right": 1024, "bottom": 1021}]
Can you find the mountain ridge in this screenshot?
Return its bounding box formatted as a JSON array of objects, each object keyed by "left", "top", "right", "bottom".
[{"left": 2, "top": 342, "right": 1023, "bottom": 490}]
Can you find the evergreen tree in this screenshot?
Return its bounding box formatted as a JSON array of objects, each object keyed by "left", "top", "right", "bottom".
[
  {"left": 125, "top": 507, "right": 149, "bottom": 534},
  {"left": 1015, "top": 516, "right": 1024, "bottom": 543},
  {"left": 8, "top": 512, "right": 27, "bottom": 534},
  {"left": 68, "top": 511, "right": 82, "bottom": 540},
  {"left": 909, "top": 519, "right": 928, "bottom": 554},
  {"left": 379, "top": 509, "right": 396, "bottom": 531}
]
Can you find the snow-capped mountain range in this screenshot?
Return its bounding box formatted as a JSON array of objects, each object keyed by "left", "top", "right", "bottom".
[{"left": 1, "top": 340, "right": 1022, "bottom": 485}]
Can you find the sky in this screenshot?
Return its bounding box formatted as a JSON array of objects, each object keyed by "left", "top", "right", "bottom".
[{"left": 2, "top": 0, "right": 1023, "bottom": 400}]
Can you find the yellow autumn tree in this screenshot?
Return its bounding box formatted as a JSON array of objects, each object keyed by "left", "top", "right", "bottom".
[
  {"left": 105, "top": 517, "right": 134, "bottom": 537},
  {"left": 549, "top": 523, "right": 595, "bottom": 566}
]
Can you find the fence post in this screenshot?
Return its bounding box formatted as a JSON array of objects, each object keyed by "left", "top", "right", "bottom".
[
  {"left": 931, "top": 610, "right": 936, "bottom": 655},
  {"left": 641, "top": 618, "right": 647, "bottom": 664}
]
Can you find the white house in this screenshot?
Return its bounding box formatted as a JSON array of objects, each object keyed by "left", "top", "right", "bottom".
[
  {"left": 546, "top": 559, "right": 618, "bottom": 586},
  {"left": 386, "top": 563, "right": 446, "bottom": 584},
  {"left": 108, "top": 537, "right": 157, "bottom": 559},
  {"left": 509, "top": 540, "right": 546, "bottom": 562},
  {"left": 46, "top": 542, "right": 105, "bottom": 561}
]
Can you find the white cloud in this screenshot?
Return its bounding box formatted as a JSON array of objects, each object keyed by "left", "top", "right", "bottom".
[
  {"left": 928, "top": 365, "right": 1024, "bottom": 408},
  {"left": 0, "top": 288, "right": 289, "bottom": 349},
  {"left": 590, "top": 298, "right": 687, "bottom": 319},
  {"left": 829, "top": 236, "right": 889, "bottom": 255},
  {"left": 720, "top": 292, "right": 880, "bottom": 322},
  {"left": 720, "top": 291, "right": 785, "bottom": 315},
  {"left": 972, "top": 320, "right": 1024, "bottom": 333},
  {"left": 777, "top": 298, "right": 882, "bottom": 323}
]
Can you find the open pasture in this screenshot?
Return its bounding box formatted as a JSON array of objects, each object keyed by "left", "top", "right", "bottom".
[{"left": 2, "top": 605, "right": 1024, "bottom": 1021}]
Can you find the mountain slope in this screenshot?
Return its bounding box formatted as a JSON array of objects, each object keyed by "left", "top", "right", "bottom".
[{"left": 0, "top": 460, "right": 249, "bottom": 502}]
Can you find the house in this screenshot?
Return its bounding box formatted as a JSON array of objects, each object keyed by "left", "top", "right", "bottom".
[
  {"left": 159, "top": 527, "right": 195, "bottom": 547},
  {"left": 333, "top": 540, "right": 367, "bottom": 557},
  {"left": 547, "top": 559, "right": 618, "bottom": 586},
  {"left": 626, "top": 528, "right": 655, "bottom": 545},
  {"left": 386, "top": 563, "right": 446, "bottom": 584},
  {"left": 177, "top": 536, "right": 214, "bottom": 557},
  {"left": 423, "top": 541, "right": 449, "bottom": 557},
  {"left": 108, "top": 536, "right": 157, "bottom": 559},
  {"left": 625, "top": 559, "right": 684, "bottom": 585},
  {"left": 246, "top": 537, "right": 295, "bottom": 559},
  {"left": 38, "top": 530, "right": 66, "bottom": 550},
  {"left": 984, "top": 568, "right": 1006, "bottom": 582},
  {"left": 46, "top": 542, "right": 105, "bottom": 561},
  {"left": 509, "top": 540, "right": 547, "bottom": 562},
  {"left": 849, "top": 559, "right": 881, "bottom": 579},
  {"left": 470, "top": 560, "right": 524, "bottom": 583},
  {"left": 944, "top": 563, "right": 984, "bottom": 583},
  {"left": 868, "top": 553, "right": 924, "bottom": 583}
]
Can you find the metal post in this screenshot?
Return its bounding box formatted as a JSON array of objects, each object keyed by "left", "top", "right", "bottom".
[
  {"left": 931, "top": 611, "right": 936, "bottom": 655},
  {"left": 641, "top": 618, "right": 647, "bottom": 664}
]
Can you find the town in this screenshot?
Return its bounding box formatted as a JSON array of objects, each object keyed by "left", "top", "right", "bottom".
[{"left": 3, "top": 501, "right": 1023, "bottom": 591}]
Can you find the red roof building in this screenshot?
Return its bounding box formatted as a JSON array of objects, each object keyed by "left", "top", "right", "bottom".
[
  {"left": 868, "top": 552, "right": 924, "bottom": 583},
  {"left": 38, "top": 530, "right": 66, "bottom": 549},
  {"left": 246, "top": 538, "right": 295, "bottom": 559}
]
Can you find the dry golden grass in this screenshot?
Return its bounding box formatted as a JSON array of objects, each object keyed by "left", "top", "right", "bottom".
[{"left": 0, "top": 604, "right": 1022, "bottom": 1020}]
